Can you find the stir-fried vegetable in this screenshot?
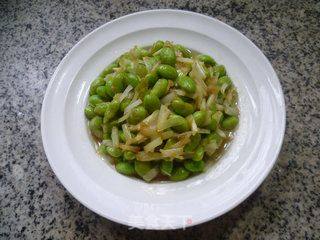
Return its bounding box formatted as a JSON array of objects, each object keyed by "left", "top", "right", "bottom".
[{"left": 85, "top": 41, "right": 239, "bottom": 182}]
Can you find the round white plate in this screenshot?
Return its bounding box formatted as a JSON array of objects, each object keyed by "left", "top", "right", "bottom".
[{"left": 41, "top": 10, "right": 285, "bottom": 230}]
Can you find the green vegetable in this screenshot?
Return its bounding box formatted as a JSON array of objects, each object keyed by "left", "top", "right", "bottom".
[
  {"left": 103, "top": 99, "right": 120, "bottom": 123},
  {"left": 174, "top": 44, "right": 192, "bottom": 58},
  {"left": 126, "top": 73, "right": 140, "bottom": 87},
  {"left": 84, "top": 106, "right": 95, "bottom": 119},
  {"left": 193, "top": 146, "right": 205, "bottom": 161},
  {"left": 198, "top": 54, "right": 216, "bottom": 66},
  {"left": 99, "top": 63, "right": 117, "bottom": 78},
  {"left": 128, "top": 106, "right": 148, "bottom": 124},
  {"left": 135, "top": 161, "right": 152, "bottom": 177},
  {"left": 217, "top": 76, "right": 231, "bottom": 87},
  {"left": 89, "top": 77, "right": 106, "bottom": 96},
  {"left": 88, "top": 95, "right": 103, "bottom": 106},
  {"left": 184, "top": 160, "right": 205, "bottom": 172},
  {"left": 184, "top": 133, "right": 201, "bottom": 153},
  {"left": 96, "top": 86, "right": 109, "bottom": 99},
  {"left": 143, "top": 94, "right": 161, "bottom": 113},
  {"left": 120, "top": 98, "right": 131, "bottom": 112},
  {"left": 157, "top": 64, "right": 178, "bottom": 79},
  {"left": 151, "top": 40, "right": 164, "bottom": 54},
  {"left": 170, "top": 167, "right": 190, "bottom": 181},
  {"left": 94, "top": 102, "right": 109, "bottom": 116},
  {"left": 193, "top": 111, "right": 206, "bottom": 127},
  {"left": 89, "top": 116, "right": 103, "bottom": 131},
  {"left": 213, "top": 65, "right": 226, "bottom": 77},
  {"left": 208, "top": 117, "right": 218, "bottom": 131},
  {"left": 221, "top": 116, "right": 239, "bottom": 130},
  {"left": 98, "top": 144, "right": 108, "bottom": 155},
  {"left": 116, "top": 162, "right": 135, "bottom": 175},
  {"left": 112, "top": 73, "right": 125, "bottom": 92},
  {"left": 150, "top": 79, "right": 168, "bottom": 98},
  {"left": 106, "top": 146, "right": 122, "bottom": 158},
  {"left": 145, "top": 72, "right": 158, "bottom": 87},
  {"left": 134, "top": 46, "right": 149, "bottom": 59},
  {"left": 123, "top": 151, "right": 136, "bottom": 161},
  {"left": 171, "top": 98, "right": 195, "bottom": 117},
  {"left": 177, "top": 75, "right": 196, "bottom": 93},
  {"left": 167, "top": 114, "right": 189, "bottom": 132},
  {"left": 118, "top": 130, "right": 126, "bottom": 143},
  {"left": 159, "top": 47, "right": 176, "bottom": 66},
  {"left": 104, "top": 79, "right": 115, "bottom": 97},
  {"left": 160, "top": 161, "right": 173, "bottom": 176},
  {"left": 135, "top": 63, "right": 148, "bottom": 77}
]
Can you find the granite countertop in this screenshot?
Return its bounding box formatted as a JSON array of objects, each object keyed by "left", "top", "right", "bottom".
[{"left": 1, "top": 0, "right": 319, "bottom": 239}]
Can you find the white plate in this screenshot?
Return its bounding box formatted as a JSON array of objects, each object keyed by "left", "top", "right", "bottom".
[{"left": 41, "top": 10, "right": 285, "bottom": 230}]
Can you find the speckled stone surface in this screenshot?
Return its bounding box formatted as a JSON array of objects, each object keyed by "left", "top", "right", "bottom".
[{"left": 1, "top": 0, "right": 319, "bottom": 239}]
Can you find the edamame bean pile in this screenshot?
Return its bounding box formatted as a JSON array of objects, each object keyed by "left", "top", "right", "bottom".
[{"left": 85, "top": 41, "right": 239, "bottom": 182}]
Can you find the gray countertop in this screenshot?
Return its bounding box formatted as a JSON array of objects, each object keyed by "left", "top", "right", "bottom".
[{"left": 1, "top": 0, "right": 319, "bottom": 239}]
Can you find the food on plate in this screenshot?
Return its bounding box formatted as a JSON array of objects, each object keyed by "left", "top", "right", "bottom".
[{"left": 85, "top": 41, "right": 239, "bottom": 182}]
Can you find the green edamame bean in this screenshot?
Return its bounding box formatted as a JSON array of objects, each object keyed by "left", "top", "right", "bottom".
[
  {"left": 102, "top": 123, "right": 112, "bottom": 135},
  {"left": 98, "top": 144, "right": 108, "bottom": 155},
  {"left": 112, "top": 73, "right": 125, "bottom": 92},
  {"left": 135, "top": 161, "right": 152, "bottom": 177},
  {"left": 116, "top": 162, "right": 135, "bottom": 175},
  {"left": 193, "top": 146, "right": 205, "bottom": 161},
  {"left": 202, "top": 132, "right": 222, "bottom": 146},
  {"left": 151, "top": 40, "right": 164, "bottom": 54},
  {"left": 89, "top": 77, "right": 106, "bottom": 95},
  {"left": 170, "top": 167, "right": 190, "bottom": 181},
  {"left": 88, "top": 95, "right": 103, "bottom": 106},
  {"left": 184, "top": 133, "right": 201, "bottom": 153},
  {"left": 193, "top": 111, "right": 206, "bottom": 127},
  {"left": 174, "top": 44, "right": 192, "bottom": 58},
  {"left": 103, "top": 99, "right": 120, "bottom": 123},
  {"left": 125, "top": 73, "right": 140, "bottom": 87},
  {"left": 104, "top": 79, "right": 115, "bottom": 97},
  {"left": 160, "top": 161, "right": 173, "bottom": 176},
  {"left": 106, "top": 146, "right": 122, "bottom": 158},
  {"left": 135, "top": 63, "right": 148, "bottom": 78},
  {"left": 171, "top": 98, "right": 195, "bottom": 117},
  {"left": 89, "top": 116, "right": 103, "bottom": 130},
  {"left": 208, "top": 117, "right": 218, "bottom": 131},
  {"left": 134, "top": 46, "right": 149, "bottom": 59},
  {"left": 198, "top": 54, "right": 216, "bottom": 66},
  {"left": 102, "top": 132, "right": 110, "bottom": 140},
  {"left": 167, "top": 114, "right": 190, "bottom": 133},
  {"left": 94, "top": 102, "right": 109, "bottom": 116},
  {"left": 99, "top": 62, "right": 117, "bottom": 78},
  {"left": 213, "top": 65, "right": 226, "bottom": 77},
  {"left": 177, "top": 75, "right": 196, "bottom": 94},
  {"left": 221, "top": 116, "right": 239, "bottom": 130},
  {"left": 184, "top": 160, "right": 205, "bottom": 172},
  {"left": 217, "top": 76, "right": 231, "bottom": 87},
  {"left": 96, "top": 86, "right": 109, "bottom": 99},
  {"left": 128, "top": 106, "right": 148, "bottom": 124},
  {"left": 159, "top": 47, "right": 176, "bottom": 66},
  {"left": 150, "top": 79, "right": 168, "bottom": 98},
  {"left": 84, "top": 106, "right": 95, "bottom": 119},
  {"left": 119, "top": 130, "right": 126, "bottom": 143},
  {"left": 145, "top": 72, "right": 158, "bottom": 87},
  {"left": 157, "top": 64, "right": 178, "bottom": 79},
  {"left": 143, "top": 94, "right": 160, "bottom": 113},
  {"left": 120, "top": 98, "right": 131, "bottom": 112},
  {"left": 123, "top": 151, "right": 136, "bottom": 161}
]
